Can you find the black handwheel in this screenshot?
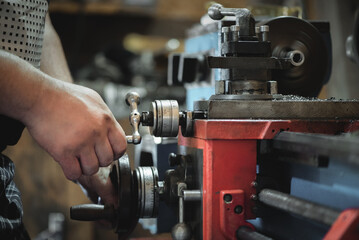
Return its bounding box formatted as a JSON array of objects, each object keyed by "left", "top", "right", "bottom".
[
  {"left": 259, "top": 17, "right": 331, "bottom": 97},
  {"left": 114, "top": 155, "right": 139, "bottom": 239}
]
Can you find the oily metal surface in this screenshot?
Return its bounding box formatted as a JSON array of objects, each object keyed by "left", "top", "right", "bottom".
[
  {"left": 151, "top": 100, "right": 179, "bottom": 137},
  {"left": 273, "top": 131, "right": 359, "bottom": 167},
  {"left": 201, "top": 99, "right": 359, "bottom": 119},
  {"left": 259, "top": 189, "right": 340, "bottom": 226},
  {"left": 136, "top": 167, "right": 159, "bottom": 218}
]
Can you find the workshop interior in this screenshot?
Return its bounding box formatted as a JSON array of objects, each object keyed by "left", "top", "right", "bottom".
[{"left": 4, "top": 0, "right": 359, "bottom": 239}]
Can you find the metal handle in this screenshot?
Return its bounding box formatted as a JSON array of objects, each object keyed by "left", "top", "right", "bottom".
[
  {"left": 171, "top": 183, "right": 192, "bottom": 240},
  {"left": 70, "top": 204, "right": 116, "bottom": 222},
  {"left": 208, "top": 3, "right": 255, "bottom": 37},
  {"left": 208, "top": 3, "right": 241, "bottom": 20},
  {"left": 125, "top": 92, "right": 141, "bottom": 144}
]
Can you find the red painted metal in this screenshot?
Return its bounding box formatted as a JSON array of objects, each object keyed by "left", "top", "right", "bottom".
[
  {"left": 220, "top": 190, "right": 254, "bottom": 240},
  {"left": 179, "top": 136, "right": 257, "bottom": 240},
  {"left": 324, "top": 209, "right": 359, "bottom": 240},
  {"left": 177, "top": 119, "right": 359, "bottom": 240},
  {"left": 193, "top": 120, "right": 359, "bottom": 140}
]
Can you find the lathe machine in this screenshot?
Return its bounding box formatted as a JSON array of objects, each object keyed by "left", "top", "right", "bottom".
[{"left": 70, "top": 4, "right": 359, "bottom": 240}]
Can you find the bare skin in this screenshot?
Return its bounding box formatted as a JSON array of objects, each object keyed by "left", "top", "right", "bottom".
[{"left": 0, "top": 13, "right": 125, "bottom": 206}]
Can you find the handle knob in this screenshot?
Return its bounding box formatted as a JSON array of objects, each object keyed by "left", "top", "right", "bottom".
[
  {"left": 125, "top": 92, "right": 141, "bottom": 144},
  {"left": 208, "top": 3, "right": 244, "bottom": 20},
  {"left": 70, "top": 204, "right": 116, "bottom": 222}
]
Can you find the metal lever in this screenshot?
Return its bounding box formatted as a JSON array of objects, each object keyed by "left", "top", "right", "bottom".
[
  {"left": 208, "top": 3, "right": 255, "bottom": 36},
  {"left": 208, "top": 3, "right": 242, "bottom": 20},
  {"left": 125, "top": 92, "right": 141, "bottom": 144},
  {"left": 171, "top": 183, "right": 192, "bottom": 240}
]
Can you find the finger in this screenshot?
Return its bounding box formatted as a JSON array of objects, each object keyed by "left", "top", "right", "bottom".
[
  {"left": 95, "top": 139, "right": 114, "bottom": 167},
  {"left": 108, "top": 123, "right": 127, "bottom": 159},
  {"left": 79, "top": 149, "right": 100, "bottom": 176},
  {"left": 58, "top": 156, "right": 82, "bottom": 180}
]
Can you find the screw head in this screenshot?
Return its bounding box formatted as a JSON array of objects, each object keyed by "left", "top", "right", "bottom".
[
  {"left": 223, "top": 194, "right": 232, "bottom": 203},
  {"left": 234, "top": 205, "right": 243, "bottom": 214}
]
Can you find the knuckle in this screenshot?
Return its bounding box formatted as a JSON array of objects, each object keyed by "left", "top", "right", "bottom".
[
  {"left": 91, "top": 128, "right": 101, "bottom": 138},
  {"left": 99, "top": 155, "right": 113, "bottom": 167},
  {"left": 84, "top": 164, "right": 99, "bottom": 176},
  {"left": 91, "top": 89, "right": 102, "bottom": 99},
  {"left": 102, "top": 113, "right": 112, "bottom": 123},
  {"left": 114, "top": 149, "right": 125, "bottom": 160}
]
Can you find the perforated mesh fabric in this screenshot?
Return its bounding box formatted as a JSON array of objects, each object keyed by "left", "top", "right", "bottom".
[{"left": 0, "top": 0, "right": 48, "bottom": 68}]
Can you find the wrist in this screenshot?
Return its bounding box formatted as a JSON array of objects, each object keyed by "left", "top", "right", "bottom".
[{"left": 21, "top": 76, "right": 68, "bottom": 127}]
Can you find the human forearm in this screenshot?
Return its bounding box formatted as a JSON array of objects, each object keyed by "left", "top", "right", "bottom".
[
  {"left": 41, "top": 13, "right": 73, "bottom": 83},
  {"left": 0, "top": 49, "right": 57, "bottom": 123}
]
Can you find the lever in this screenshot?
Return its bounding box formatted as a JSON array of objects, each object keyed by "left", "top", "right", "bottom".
[
  {"left": 171, "top": 183, "right": 192, "bottom": 240},
  {"left": 70, "top": 204, "right": 116, "bottom": 222},
  {"left": 125, "top": 92, "right": 142, "bottom": 144},
  {"left": 208, "top": 3, "right": 241, "bottom": 20},
  {"left": 208, "top": 3, "right": 255, "bottom": 36}
]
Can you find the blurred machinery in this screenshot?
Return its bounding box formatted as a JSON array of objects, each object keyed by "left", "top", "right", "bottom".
[{"left": 70, "top": 3, "right": 359, "bottom": 240}]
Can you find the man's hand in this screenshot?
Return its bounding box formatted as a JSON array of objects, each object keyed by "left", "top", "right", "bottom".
[
  {"left": 23, "top": 81, "right": 127, "bottom": 180},
  {"left": 0, "top": 50, "right": 126, "bottom": 181},
  {"left": 77, "top": 165, "right": 118, "bottom": 207}
]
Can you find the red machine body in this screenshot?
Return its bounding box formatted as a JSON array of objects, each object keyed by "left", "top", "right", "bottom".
[{"left": 178, "top": 119, "right": 359, "bottom": 240}]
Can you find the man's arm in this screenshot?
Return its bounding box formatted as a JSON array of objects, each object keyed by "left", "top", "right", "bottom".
[
  {"left": 0, "top": 48, "right": 126, "bottom": 180},
  {"left": 41, "top": 13, "right": 73, "bottom": 83},
  {"left": 37, "top": 13, "right": 122, "bottom": 208}
]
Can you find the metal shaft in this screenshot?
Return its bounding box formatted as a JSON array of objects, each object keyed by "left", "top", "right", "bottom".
[
  {"left": 258, "top": 189, "right": 340, "bottom": 226},
  {"left": 179, "top": 196, "right": 184, "bottom": 223},
  {"left": 183, "top": 190, "right": 202, "bottom": 201},
  {"left": 237, "top": 226, "right": 273, "bottom": 240}
]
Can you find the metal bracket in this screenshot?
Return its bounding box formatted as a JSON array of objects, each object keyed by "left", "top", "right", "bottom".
[{"left": 220, "top": 190, "right": 254, "bottom": 239}]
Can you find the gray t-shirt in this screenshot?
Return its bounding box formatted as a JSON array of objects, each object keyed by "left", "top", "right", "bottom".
[{"left": 0, "top": 0, "right": 48, "bottom": 68}]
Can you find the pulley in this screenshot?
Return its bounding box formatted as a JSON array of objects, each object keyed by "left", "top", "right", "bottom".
[{"left": 258, "top": 17, "right": 331, "bottom": 97}]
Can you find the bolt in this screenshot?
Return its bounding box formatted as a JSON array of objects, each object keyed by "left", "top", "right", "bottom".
[
  {"left": 223, "top": 194, "right": 232, "bottom": 203},
  {"left": 222, "top": 27, "right": 230, "bottom": 43},
  {"left": 260, "top": 25, "right": 269, "bottom": 41},
  {"left": 255, "top": 26, "right": 260, "bottom": 34},
  {"left": 251, "top": 181, "right": 258, "bottom": 188},
  {"left": 230, "top": 25, "right": 240, "bottom": 41},
  {"left": 234, "top": 205, "right": 243, "bottom": 214},
  {"left": 251, "top": 194, "right": 258, "bottom": 201}
]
